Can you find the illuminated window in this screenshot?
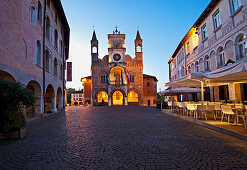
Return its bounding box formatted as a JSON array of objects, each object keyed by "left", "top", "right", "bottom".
[
  {"left": 112, "top": 91, "right": 123, "bottom": 105},
  {"left": 97, "top": 91, "right": 108, "bottom": 102},
  {"left": 92, "top": 46, "right": 97, "bottom": 53},
  {"left": 128, "top": 91, "right": 138, "bottom": 102}
]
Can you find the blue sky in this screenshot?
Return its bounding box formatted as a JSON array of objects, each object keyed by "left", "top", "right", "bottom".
[{"left": 61, "top": 0, "right": 211, "bottom": 91}]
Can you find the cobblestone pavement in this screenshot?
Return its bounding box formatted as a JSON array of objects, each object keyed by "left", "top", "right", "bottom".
[{"left": 1, "top": 106, "right": 247, "bottom": 169}]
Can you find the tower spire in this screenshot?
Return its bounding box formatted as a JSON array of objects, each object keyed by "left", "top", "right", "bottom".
[
  {"left": 136, "top": 29, "right": 142, "bottom": 40},
  {"left": 92, "top": 30, "right": 97, "bottom": 41}
]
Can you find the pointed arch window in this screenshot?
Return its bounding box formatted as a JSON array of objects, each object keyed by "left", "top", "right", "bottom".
[
  {"left": 92, "top": 46, "right": 97, "bottom": 53},
  {"left": 37, "top": 1, "right": 42, "bottom": 24},
  {"left": 54, "top": 58, "right": 58, "bottom": 77}
]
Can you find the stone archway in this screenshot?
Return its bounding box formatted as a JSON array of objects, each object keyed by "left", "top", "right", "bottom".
[
  {"left": 0, "top": 70, "right": 16, "bottom": 82},
  {"left": 56, "top": 87, "right": 63, "bottom": 111},
  {"left": 112, "top": 90, "right": 124, "bottom": 105},
  {"left": 127, "top": 89, "right": 140, "bottom": 106},
  {"left": 45, "top": 84, "right": 56, "bottom": 113},
  {"left": 26, "top": 80, "right": 42, "bottom": 117}
]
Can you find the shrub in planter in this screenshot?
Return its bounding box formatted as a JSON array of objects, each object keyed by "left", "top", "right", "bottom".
[{"left": 0, "top": 80, "right": 36, "bottom": 134}]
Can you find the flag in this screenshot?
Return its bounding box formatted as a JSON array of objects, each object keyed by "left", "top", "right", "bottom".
[
  {"left": 121, "top": 70, "right": 124, "bottom": 85},
  {"left": 126, "top": 71, "right": 130, "bottom": 85},
  {"left": 106, "top": 72, "right": 110, "bottom": 85}
]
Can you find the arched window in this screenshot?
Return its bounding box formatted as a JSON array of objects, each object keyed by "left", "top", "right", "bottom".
[
  {"left": 147, "top": 82, "right": 150, "bottom": 87},
  {"left": 188, "top": 66, "right": 191, "bottom": 74},
  {"left": 217, "top": 47, "right": 225, "bottom": 66},
  {"left": 92, "top": 46, "right": 97, "bottom": 53},
  {"left": 137, "top": 46, "right": 141, "bottom": 52},
  {"left": 238, "top": 35, "right": 247, "bottom": 60},
  {"left": 37, "top": 1, "right": 42, "bottom": 23},
  {"left": 54, "top": 30, "right": 58, "bottom": 48},
  {"left": 45, "top": 50, "right": 50, "bottom": 72},
  {"left": 204, "top": 56, "right": 210, "bottom": 71},
  {"left": 195, "top": 61, "right": 199, "bottom": 72},
  {"left": 31, "top": 6, "right": 36, "bottom": 26},
  {"left": 53, "top": 58, "right": 57, "bottom": 76},
  {"left": 60, "top": 64, "right": 63, "bottom": 80},
  {"left": 46, "top": 17, "right": 50, "bottom": 40},
  {"left": 36, "top": 40, "right": 42, "bottom": 66}
]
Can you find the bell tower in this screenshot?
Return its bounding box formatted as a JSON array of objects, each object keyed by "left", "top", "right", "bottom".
[
  {"left": 135, "top": 30, "right": 143, "bottom": 60},
  {"left": 91, "top": 30, "right": 98, "bottom": 64}
]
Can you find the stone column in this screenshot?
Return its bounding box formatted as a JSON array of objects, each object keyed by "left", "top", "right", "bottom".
[
  {"left": 108, "top": 97, "right": 111, "bottom": 106},
  {"left": 51, "top": 94, "right": 57, "bottom": 112},
  {"left": 40, "top": 95, "right": 44, "bottom": 115},
  {"left": 58, "top": 94, "right": 63, "bottom": 110},
  {"left": 125, "top": 97, "right": 128, "bottom": 106},
  {"left": 35, "top": 94, "right": 43, "bottom": 116}
]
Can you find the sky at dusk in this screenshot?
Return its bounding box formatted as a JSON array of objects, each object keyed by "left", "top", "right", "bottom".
[{"left": 61, "top": 0, "right": 211, "bottom": 91}]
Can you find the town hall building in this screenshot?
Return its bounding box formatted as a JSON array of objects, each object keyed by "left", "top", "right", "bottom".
[{"left": 82, "top": 28, "right": 158, "bottom": 106}]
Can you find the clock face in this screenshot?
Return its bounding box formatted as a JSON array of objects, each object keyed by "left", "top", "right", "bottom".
[{"left": 113, "top": 53, "right": 121, "bottom": 62}]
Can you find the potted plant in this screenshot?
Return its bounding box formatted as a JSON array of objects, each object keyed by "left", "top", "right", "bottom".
[{"left": 0, "top": 80, "right": 36, "bottom": 139}]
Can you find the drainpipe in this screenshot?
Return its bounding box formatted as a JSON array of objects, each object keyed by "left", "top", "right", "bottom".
[{"left": 42, "top": 0, "right": 47, "bottom": 114}]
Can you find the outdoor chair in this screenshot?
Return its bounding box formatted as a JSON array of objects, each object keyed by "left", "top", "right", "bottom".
[
  {"left": 221, "top": 107, "right": 235, "bottom": 123},
  {"left": 206, "top": 105, "right": 215, "bottom": 120},
  {"left": 238, "top": 105, "right": 247, "bottom": 128},
  {"left": 196, "top": 105, "right": 207, "bottom": 120},
  {"left": 186, "top": 104, "right": 196, "bottom": 118},
  {"left": 213, "top": 104, "right": 222, "bottom": 120}
]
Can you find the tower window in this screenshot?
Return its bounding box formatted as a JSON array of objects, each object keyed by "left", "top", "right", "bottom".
[
  {"left": 130, "top": 75, "right": 134, "bottom": 82},
  {"left": 147, "top": 82, "right": 150, "bottom": 87},
  {"left": 137, "top": 45, "right": 141, "bottom": 52},
  {"left": 92, "top": 46, "right": 97, "bottom": 53}
]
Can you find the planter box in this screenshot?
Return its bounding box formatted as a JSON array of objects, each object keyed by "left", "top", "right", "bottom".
[{"left": 0, "top": 126, "right": 27, "bottom": 140}]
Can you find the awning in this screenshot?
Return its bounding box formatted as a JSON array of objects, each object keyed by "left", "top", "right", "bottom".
[
  {"left": 162, "top": 87, "right": 203, "bottom": 96},
  {"left": 205, "top": 59, "right": 247, "bottom": 86}
]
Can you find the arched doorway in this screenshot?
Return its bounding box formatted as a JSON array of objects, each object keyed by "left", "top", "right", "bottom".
[
  {"left": 26, "top": 80, "right": 42, "bottom": 117},
  {"left": 0, "top": 70, "right": 15, "bottom": 82},
  {"left": 45, "top": 84, "right": 55, "bottom": 113},
  {"left": 56, "top": 87, "right": 62, "bottom": 111},
  {"left": 128, "top": 90, "right": 139, "bottom": 105},
  {"left": 112, "top": 90, "right": 124, "bottom": 105},
  {"left": 97, "top": 91, "right": 108, "bottom": 103}
]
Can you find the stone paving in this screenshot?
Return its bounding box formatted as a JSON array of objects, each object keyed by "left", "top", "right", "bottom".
[{"left": 1, "top": 106, "right": 247, "bottom": 169}]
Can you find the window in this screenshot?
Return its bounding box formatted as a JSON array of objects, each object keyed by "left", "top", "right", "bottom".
[
  {"left": 178, "top": 70, "right": 180, "bottom": 78},
  {"left": 92, "top": 46, "right": 97, "bottom": 53},
  {"left": 54, "top": 30, "right": 58, "bottom": 49},
  {"left": 45, "top": 50, "right": 50, "bottom": 72},
  {"left": 101, "top": 75, "right": 106, "bottom": 83},
  {"left": 186, "top": 42, "right": 190, "bottom": 55},
  {"left": 147, "top": 82, "right": 150, "bottom": 87},
  {"left": 231, "top": 0, "right": 242, "bottom": 13},
  {"left": 60, "top": 40, "right": 63, "bottom": 55},
  {"left": 130, "top": 75, "right": 134, "bottom": 82},
  {"left": 181, "top": 66, "right": 185, "bottom": 77},
  {"left": 147, "top": 91, "right": 151, "bottom": 96},
  {"left": 54, "top": 58, "right": 57, "bottom": 76},
  {"left": 204, "top": 56, "right": 210, "bottom": 71},
  {"left": 137, "top": 46, "right": 141, "bottom": 52},
  {"left": 201, "top": 24, "right": 207, "bottom": 41},
  {"left": 35, "top": 40, "right": 42, "bottom": 66},
  {"left": 213, "top": 11, "right": 221, "bottom": 29},
  {"left": 218, "top": 47, "right": 225, "bottom": 66},
  {"left": 188, "top": 66, "right": 191, "bottom": 74},
  {"left": 37, "top": 1, "right": 42, "bottom": 24},
  {"left": 47, "top": 0, "right": 50, "bottom": 8},
  {"left": 195, "top": 61, "right": 199, "bottom": 72},
  {"left": 60, "top": 64, "right": 63, "bottom": 80},
  {"left": 55, "top": 12, "right": 58, "bottom": 24},
  {"left": 46, "top": 17, "right": 50, "bottom": 40},
  {"left": 238, "top": 35, "right": 247, "bottom": 59},
  {"left": 31, "top": 6, "right": 36, "bottom": 27}
]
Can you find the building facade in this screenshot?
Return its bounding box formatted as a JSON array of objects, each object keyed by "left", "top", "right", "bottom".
[
  {"left": 71, "top": 91, "right": 84, "bottom": 106},
  {"left": 167, "top": 0, "right": 247, "bottom": 103},
  {"left": 88, "top": 28, "right": 158, "bottom": 106},
  {"left": 0, "top": 0, "right": 70, "bottom": 117}
]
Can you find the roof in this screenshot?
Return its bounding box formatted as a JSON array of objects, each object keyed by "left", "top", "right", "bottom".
[
  {"left": 72, "top": 90, "right": 83, "bottom": 94},
  {"left": 92, "top": 30, "right": 97, "bottom": 41},
  {"left": 53, "top": 0, "right": 70, "bottom": 59},
  {"left": 168, "top": 0, "right": 220, "bottom": 64},
  {"left": 136, "top": 30, "right": 142, "bottom": 40},
  {"left": 143, "top": 74, "right": 158, "bottom": 81}
]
